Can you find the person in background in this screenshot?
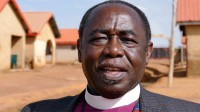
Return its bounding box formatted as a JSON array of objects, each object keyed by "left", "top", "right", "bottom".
[{"left": 21, "top": 0, "right": 200, "bottom": 112}]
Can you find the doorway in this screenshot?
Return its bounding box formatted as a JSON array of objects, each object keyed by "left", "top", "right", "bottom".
[
  {"left": 46, "top": 40, "right": 53, "bottom": 64},
  {"left": 11, "top": 35, "right": 23, "bottom": 69}
]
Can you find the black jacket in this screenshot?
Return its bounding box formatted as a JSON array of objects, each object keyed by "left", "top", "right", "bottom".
[{"left": 21, "top": 86, "right": 200, "bottom": 112}]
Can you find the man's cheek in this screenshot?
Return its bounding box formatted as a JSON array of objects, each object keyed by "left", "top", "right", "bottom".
[
  {"left": 86, "top": 47, "right": 103, "bottom": 59},
  {"left": 124, "top": 49, "right": 138, "bottom": 62}
]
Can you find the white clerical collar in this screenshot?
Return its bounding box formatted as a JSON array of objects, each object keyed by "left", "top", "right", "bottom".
[{"left": 85, "top": 84, "right": 140, "bottom": 110}]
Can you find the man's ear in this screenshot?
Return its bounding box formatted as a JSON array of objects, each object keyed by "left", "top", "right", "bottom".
[
  {"left": 146, "top": 42, "right": 153, "bottom": 65},
  {"left": 77, "top": 39, "right": 82, "bottom": 62}
]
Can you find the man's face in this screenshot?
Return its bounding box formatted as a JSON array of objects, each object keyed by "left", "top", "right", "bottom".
[{"left": 78, "top": 4, "right": 152, "bottom": 98}]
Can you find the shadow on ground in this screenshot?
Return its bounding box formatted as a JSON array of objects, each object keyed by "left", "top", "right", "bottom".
[{"left": 142, "top": 59, "right": 187, "bottom": 83}]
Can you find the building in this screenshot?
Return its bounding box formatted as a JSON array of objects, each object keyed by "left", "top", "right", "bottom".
[
  {"left": 24, "top": 12, "right": 60, "bottom": 68},
  {"left": 151, "top": 48, "right": 169, "bottom": 59},
  {"left": 177, "top": 0, "right": 200, "bottom": 76},
  {"left": 56, "top": 29, "right": 78, "bottom": 64},
  {"left": 0, "top": 0, "right": 31, "bottom": 71}
]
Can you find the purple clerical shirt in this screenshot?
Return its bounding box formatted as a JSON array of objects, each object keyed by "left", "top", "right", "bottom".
[{"left": 73, "top": 97, "right": 137, "bottom": 112}]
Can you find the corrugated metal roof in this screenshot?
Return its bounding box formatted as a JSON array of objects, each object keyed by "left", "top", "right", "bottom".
[
  {"left": 56, "top": 29, "right": 78, "bottom": 45},
  {"left": 177, "top": 0, "right": 200, "bottom": 23}
]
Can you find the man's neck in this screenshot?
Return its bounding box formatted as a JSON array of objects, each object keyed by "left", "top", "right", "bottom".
[
  {"left": 87, "top": 85, "right": 99, "bottom": 95},
  {"left": 85, "top": 84, "right": 140, "bottom": 110}
]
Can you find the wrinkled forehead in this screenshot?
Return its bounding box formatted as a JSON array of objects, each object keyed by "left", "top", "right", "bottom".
[
  {"left": 81, "top": 3, "right": 146, "bottom": 41},
  {"left": 87, "top": 3, "right": 142, "bottom": 27}
]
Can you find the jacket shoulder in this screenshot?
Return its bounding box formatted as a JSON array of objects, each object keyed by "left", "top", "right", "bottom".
[
  {"left": 20, "top": 95, "right": 80, "bottom": 112},
  {"left": 142, "top": 88, "right": 200, "bottom": 111},
  {"left": 156, "top": 93, "right": 200, "bottom": 111}
]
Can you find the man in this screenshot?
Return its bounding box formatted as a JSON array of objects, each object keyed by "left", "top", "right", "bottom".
[{"left": 21, "top": 0, "right": 200, "bottom": 112}]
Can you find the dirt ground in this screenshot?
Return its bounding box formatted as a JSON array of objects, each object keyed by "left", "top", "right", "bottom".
[{"left": 0, "top": 59, "right": 200, "bottom": 112}]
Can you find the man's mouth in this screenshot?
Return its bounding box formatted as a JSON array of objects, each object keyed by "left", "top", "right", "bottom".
[{"left": 98, "top": 65, "right": 127, "bottom": 81}]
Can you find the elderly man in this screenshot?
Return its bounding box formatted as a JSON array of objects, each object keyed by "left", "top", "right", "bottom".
[{"left": 21, "top": 0, "right": 200, "bottom": 112}]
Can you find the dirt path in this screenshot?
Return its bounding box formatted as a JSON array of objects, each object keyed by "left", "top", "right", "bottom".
[
  {"left": 0, "top": 64, "right": 87, "bottom": 112},
  {"left": 0, "top": 62, "right": 200, "bottom": 112},
  {"left": 146, "top": 77, "right": 200, "bottom": 103}
]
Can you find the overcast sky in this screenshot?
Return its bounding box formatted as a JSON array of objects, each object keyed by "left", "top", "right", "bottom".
[{"left": 16, "top": 0, "right": 182, "bottom": 48}]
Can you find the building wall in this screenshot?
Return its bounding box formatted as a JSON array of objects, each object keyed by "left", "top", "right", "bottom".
[
  {"left": 186, "top": 25, "right": 200, "bottom": 76},
  {"left": 0, "top": 3, "right": 26, "bottom": 71},
  {"left": 56, "top": 45, "right": 78, "bottom": 63},
  {"left": 33, "top": 22, "right": 56, "bottom": 68},
  {"left": 25, "top": 37, "right": 35, "bottom": 68},
  {"left": 150, "top": 48, "right": 169, "bottom": 59}
]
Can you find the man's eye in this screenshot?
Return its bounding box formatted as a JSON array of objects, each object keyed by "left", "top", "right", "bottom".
[
  {"left": 89, "top": 37, "right": 108, "bottom": 45},
  {"left": 120, "top": 38, "right": 137, "bottom": 47}
]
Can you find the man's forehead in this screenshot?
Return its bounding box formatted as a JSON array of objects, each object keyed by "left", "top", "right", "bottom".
[
  {"left": 90, "top": 3, "right": 138, "bottom": 16},
  {"left": 87, "top": 4, "right": 140, "bottom": 23},
  {"left": 85, "top": 3, "right": 142, "bottom": 32},
  {"left": 91, "top": 14, "right": 135, "bottom": 31}
]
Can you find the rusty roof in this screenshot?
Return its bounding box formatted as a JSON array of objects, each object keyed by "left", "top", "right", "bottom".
[
  {"left": 24, "top": 12, "right": 60, "bottom": 38},
  {"left": 56, "top": 29, "right": 78, "bottom": 45},
  {"left": 0, "top": 0, "right": 32, "bottom": 33},
  {"left": 177, "top": 0, "right": 200, "bottom": 23}
]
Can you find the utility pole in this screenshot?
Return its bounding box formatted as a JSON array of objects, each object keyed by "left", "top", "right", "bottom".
[{"left": 168, "top": 0, "right": 177, "bottom": 87}]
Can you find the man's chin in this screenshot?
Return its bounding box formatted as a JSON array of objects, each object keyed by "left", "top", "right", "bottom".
[
  {"left": 98, "top": 72, "right": 127, "bottom": 85},
  {"left": 97, "top": 84, "right": 129, "bottom": 99},
  {"left": 100, "top": 89, "right": 128, "bottom": 99},
  {"left": 101, "top": 78, "right": 120, "bottom": 85}
]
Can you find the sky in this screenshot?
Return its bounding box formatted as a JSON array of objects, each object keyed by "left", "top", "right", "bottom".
[{"left": 16, "top": 0, "right": 182, "bottom": 48}]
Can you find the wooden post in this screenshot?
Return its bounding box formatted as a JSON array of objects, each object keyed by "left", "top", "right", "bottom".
[
  {"left": 168, "top": 0, "right": 177, "bottom": 87},
  {"left": 181, "top": 45, "right": 184, "bottom": 63}
]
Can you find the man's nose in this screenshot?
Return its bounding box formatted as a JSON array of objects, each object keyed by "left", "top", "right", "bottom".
[{"left": 103, "top": 35, "right": 124, "bottom": 58}]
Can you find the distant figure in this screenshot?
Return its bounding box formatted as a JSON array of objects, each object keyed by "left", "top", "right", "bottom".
[
  {"left": 21, "top": 0, "right": 200, "bottom": 112},
  {"left": 25, "top": 56, "right": 34, "bottom": 69}
]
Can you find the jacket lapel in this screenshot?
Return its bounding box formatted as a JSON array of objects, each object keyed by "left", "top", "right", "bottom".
[{"left": 67, "top": 90, "right": 85, "bottom": 112}]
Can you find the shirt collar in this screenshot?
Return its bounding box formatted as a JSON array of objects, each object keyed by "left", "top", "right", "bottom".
[{"left": 85, "top": 84, "right": 140, "bottom": 110}]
